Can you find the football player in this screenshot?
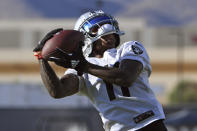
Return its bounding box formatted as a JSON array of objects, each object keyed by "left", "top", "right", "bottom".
[{"left": 33, "top": 10, "right": 167, "bottom": 131}]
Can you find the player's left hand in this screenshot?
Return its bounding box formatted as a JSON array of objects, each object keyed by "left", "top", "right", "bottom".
[{"left": 48, "top": 42, "right": 88, "bottom": 76}]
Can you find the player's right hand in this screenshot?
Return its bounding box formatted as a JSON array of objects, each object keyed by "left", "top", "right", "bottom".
[{"left": 33, "top": 28, "right": 63, "bottom": 52}]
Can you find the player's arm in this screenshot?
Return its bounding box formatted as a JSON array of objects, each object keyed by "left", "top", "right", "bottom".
[
  {"left": 33, "top": 28, "right": 79, "bottom": 99},
  {"left": 48, "top": 42, "right": 142, "bottom": 87},
  {"left": 84, "top": 59, "right": 143, "bottom": 87},
  {"left": 38, "top": 59, "right": 79, "bottom": 98}
]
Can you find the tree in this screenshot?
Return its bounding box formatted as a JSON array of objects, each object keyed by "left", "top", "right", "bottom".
[{"left": 169, "top": 80, "right": 197, "bottom": 104}]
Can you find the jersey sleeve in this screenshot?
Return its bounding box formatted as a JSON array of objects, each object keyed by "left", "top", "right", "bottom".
[
  {"left": 64, "top": 68, "right": 78, "bottom": 75},
  {"left": 118, "top": 41, "right": 149, "bottom": 68}
]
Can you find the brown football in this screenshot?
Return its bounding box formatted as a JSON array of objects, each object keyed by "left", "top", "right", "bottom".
[{"left": 41, "top": 30, "right": 84, "bottom": 60}]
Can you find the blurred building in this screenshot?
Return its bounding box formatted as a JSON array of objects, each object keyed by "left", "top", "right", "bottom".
[{"left": 0, "top": 18, "right": 197, "bottom": 107}]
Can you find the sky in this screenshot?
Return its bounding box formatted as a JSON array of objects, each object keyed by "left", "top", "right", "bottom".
[{"left": 0, "top": 0, "right": 197, "bottom": 26}]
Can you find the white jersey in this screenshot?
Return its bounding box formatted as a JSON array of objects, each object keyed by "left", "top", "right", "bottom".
[{"left": 65, "top": 41, "right": 165, "bottom": 131}]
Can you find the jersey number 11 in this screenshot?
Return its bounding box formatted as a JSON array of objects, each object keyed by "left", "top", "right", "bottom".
[
  {"left": 104, "top": 81, "right": 131, "bottom": 101},
  {"left": 103, "top": 62, "right": 131, "bottom": 101}
]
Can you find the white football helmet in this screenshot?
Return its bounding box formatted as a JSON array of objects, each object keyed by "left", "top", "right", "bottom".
[{"left": 74, "top": 10, "right": 125, "bottom": 57}]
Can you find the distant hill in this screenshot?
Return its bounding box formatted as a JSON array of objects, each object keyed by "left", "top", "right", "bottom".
[{"left": 0, "top": 0, "right": 197, "bottom": 26}]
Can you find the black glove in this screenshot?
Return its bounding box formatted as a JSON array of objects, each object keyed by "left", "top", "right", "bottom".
[
  {"left": 48, "top": 42, "right": 88, "bottom": 76},
  {"left": 33, "top": 28, "right": 63, "bottom": 52}
]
